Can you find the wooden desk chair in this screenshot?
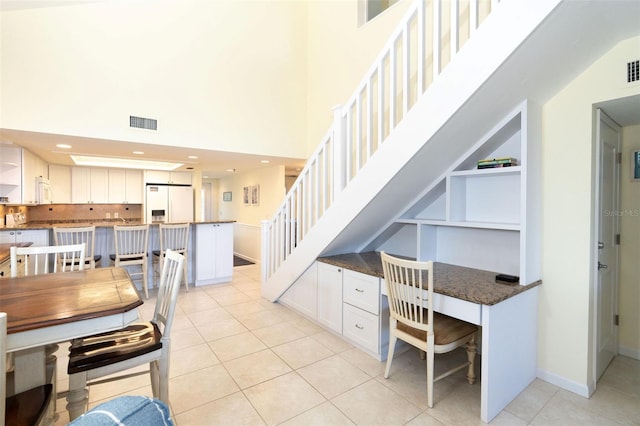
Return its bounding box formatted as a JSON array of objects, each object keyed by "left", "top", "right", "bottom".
[
  {"left": 110, "top": 224, "right": 149, "bottom": 299},
  {"left": 10, "top": 243, "right": 86, "bottom": 277},
  {"left": 53, "top": 226, "right": 102, "bottom": 269},
  {"left": 66, "top": 249, "right": 185, "bottom": 421},
  {"left": 1, "top": 312, "right": 54, "bottom": 426},
  {"left": 153, "top": 223, "right": 189, "bottom": 291},
  {"left": 380, "top": 251, "right": 478, "bottom": 408}
]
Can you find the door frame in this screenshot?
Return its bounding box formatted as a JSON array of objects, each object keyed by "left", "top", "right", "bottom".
[{"left": 592, "top": 108, "right": 621, "bottom": 388}]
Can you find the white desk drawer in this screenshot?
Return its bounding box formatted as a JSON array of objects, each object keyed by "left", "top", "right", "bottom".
[
  {"left": 343, "top": 303, "right": 379, "bottom": 353},
  {"left": 343, "top": 269, "right": 380, "bottom": 315},
  {"left": 432, "top": 293, "right": 482, "bottom": 325}
]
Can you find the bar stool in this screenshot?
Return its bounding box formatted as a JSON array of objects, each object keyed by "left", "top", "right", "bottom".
[
  {"left": 53, "top": 225, "right": 102, "bottom": 269},
  {"left": 153, "top": 223, "right": 189, "bottom": 291},
  {"left": 110, "top": 224, "right": 149, "bottom": 299}
]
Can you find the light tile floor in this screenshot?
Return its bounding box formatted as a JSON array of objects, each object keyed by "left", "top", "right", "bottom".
[{"left": 53, "top": 264, "right": 640, "bottom": 425}]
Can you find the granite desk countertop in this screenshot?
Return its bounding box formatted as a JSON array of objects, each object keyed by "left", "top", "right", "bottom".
[{"left": 317, "top": 251, "right": 541, "bottom": 306}]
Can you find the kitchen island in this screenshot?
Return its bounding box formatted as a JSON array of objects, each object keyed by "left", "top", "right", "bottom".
[{"left": 0, "top": 220, "right": 235, "bottom": 289}]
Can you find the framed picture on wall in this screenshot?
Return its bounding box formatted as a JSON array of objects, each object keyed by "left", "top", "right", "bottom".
[
  {"left": 251, "top": 185, "right": 260, "bottom": 205},
  {"left": 243, "top": 186, "right": 250, "bottom": 205},
  {"left": 633, "top": 151, "right": 640, "bottom": 180}
]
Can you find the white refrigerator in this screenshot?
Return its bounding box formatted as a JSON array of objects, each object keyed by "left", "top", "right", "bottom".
[{"left": 146, "top": 184, "right": 194, "bottom": 223}]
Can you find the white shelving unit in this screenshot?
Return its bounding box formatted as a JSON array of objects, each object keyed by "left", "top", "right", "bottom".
[{"left": 376, "top": 100, "right": 541, "bottom": 286}]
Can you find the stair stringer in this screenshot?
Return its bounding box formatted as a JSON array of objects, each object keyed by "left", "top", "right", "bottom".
[{"left": 262, "top": 0, "right": 564, "bottom": 302}]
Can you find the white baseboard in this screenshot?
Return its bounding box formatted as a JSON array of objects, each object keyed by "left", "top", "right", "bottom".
[
  {"left": 536, "top": 368, "right": 593, "bottom": 398},
  {"left": 618, "top": 345, "right": 640, "bottom": 360}
]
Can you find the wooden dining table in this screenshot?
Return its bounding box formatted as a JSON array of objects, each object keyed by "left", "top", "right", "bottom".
[{"left": 0, "top": 267, "right": 143, "bottom": 395}]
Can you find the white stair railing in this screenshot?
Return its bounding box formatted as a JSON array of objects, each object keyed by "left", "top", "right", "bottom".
[{"left": 262, "top": 0, "right": 498, "bottom": 283}]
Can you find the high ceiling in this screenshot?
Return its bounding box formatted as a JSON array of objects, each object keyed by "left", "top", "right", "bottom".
[{"left": 0, "top": 129, "right": 306, "bottom": 179}]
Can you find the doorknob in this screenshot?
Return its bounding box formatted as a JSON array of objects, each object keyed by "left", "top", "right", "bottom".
[
  {"left": 598, "top": 262, "right": 608, "bottom": 270},
  {"left": 598, "top": 241, "right": 604, "bottom": 249}
]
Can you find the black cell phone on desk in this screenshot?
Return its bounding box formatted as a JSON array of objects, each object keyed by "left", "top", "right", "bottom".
[{"left": 495, "top": 274, "right": 519, "bottom": 284}]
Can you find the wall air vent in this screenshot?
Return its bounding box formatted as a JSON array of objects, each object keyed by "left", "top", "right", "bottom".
[
  {"left": 130, "top": 115, "right": 158, "bottom": 130},
  {"left": 628, "top": 60, "right": 639, "bottom": 83}
]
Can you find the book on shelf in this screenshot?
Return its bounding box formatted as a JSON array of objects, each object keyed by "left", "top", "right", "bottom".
[{"left": 477, "top": 157, "right": 519, "bottom": 169}]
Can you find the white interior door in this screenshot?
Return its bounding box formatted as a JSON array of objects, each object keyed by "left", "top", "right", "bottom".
[{"left": 595, "top": 109, "right": 621, "bottom": 380}]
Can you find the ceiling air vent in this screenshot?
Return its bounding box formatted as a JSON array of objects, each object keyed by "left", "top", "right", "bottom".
[
  {"left": 130, "top": 115, "right": 157, "bottom": 130},
  {"left": 628, "top": 60, "right": 639, "bottom": 83}
]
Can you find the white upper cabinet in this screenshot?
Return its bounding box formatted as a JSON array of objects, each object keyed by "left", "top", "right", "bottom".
[
  {"left": 71, "top": 167, "right": 109, "bottom": 204},
  {"left": 145, "top": 170, "right": 192, "bottom": 185},
  {"left": 0, "top": 146, "right": 48, "bottom": 205},
  {"left": 49, "top": 164, "right": 72, "bottom": 203},
  {"left": 108, "top": 169, "right": 142, "bottom": 204}
]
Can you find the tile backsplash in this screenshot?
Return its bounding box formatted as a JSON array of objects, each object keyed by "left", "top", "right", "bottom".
[{"left": 4, "top": 204, "right": 142, "bottom": 224}]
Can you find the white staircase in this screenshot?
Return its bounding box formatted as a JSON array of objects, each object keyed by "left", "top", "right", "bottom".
[{"left": 261, "top": 0, "right": 638, "bottom": 301}]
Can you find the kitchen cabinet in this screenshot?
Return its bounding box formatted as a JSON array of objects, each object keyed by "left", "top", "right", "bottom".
[
  {"left": 280, "top": 263, "right": 317, "bottom": 320},
  {"left": 145, "top": 170, "right": 192, "bottom": 185},
  {"left": 49, "top": 164, "right": 72, "bottom": 203},
  {"left": 317, "top": 262, "right": 343, "bottom": 334},
  {"left": 0, "top": 147, "right": 48, "bottom": 205},
  {"left": 108, "top": 169, "right": 142, "bottom": 204},
  {"left": 194, "top": 223, "right": 233, "bottom": 286},
  {"left": 71, "top": 167, "right": 109, "bottom": 204}
]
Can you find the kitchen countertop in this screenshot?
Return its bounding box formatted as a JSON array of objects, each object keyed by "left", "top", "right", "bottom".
[
  {"left": 317, "top": 251, "right": 541, "bottom": 306},
  {"left": 0, "top": 220, "right": 236, "bottom": 230}
]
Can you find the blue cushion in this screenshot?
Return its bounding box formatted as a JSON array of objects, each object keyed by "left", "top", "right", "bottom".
[{"left": 68, "top": 396, "right": 173, "bottom": 425}]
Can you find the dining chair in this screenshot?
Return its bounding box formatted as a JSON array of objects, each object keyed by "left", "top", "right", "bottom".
[
  {"left": 1, "top": 312, "right": 54, "bottom": 426},
  {"left": 10, "top": 243, "right": 86, "bottom": 277},
  {"left": 9, "top": 243, "right": 86, "bottom": 420},
  {"left": 66, "top": 249, "right": 185, "bottom": 421},
  {"left": 380, "top": 251, "right": 478, "bottom": 408},
  {"left": 110, "top": 224, "right": 149, "bottom": 299},
  {"left": 153, "top": 223, "right": 189, "bottom": 291},
  {"left": 53, "top": 226, "right": 102, "bottom": 269}
]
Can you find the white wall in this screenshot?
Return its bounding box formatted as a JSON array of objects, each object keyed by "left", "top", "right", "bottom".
[
  {"left": 540, "top": 36, "right": 640, "bottom": 394},
  {"left": 619, "top": 124, "right": 640, "bottom": 359},
  {"left": 0, "top": 0, "right": 308, "bottom": 159},
  {"left": 217, "top": 165, "right": 284, "bottom": 225}
]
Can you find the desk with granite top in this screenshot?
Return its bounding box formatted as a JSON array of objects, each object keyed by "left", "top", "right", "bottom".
[{"left": 317, "top": 251, "right": 540, "bottom": 423}]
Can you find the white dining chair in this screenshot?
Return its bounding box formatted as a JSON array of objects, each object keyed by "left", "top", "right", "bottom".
[
  {"left": 110, "top": 224, "right": 149, "bottom": 299},
  {"left": 10, "top": 243, "right": 86, "bottom": 277},
  {"left": 53, "top": 226, "right": 101, "bottom": 269},
  {"left": 153, "top": 223, "right": 189, "bottom": 291},
  {"left": 66, "top": 249, "right": 185, "bottom": 421},
  {"left": 381, "top": 251, "right": 478, "bottom": 408},
  {"left": 1, "top": 313, "right": 54, "bottom": 426}
]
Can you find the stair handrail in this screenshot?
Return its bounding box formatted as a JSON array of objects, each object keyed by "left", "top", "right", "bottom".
[{"left": 262, "top": 0, "right": 499, "bottom": 284}]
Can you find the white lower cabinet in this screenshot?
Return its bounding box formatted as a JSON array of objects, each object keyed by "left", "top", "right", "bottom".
[
  {"left": 317, "top": 262, "right": 343, "bottom": 334},
  {"left": 194, "top": 223, "right": 233, "bottom": 286},
  {"left": 0, "top": 229, "right": 50, "bottom": 277},
  {"left": 280, "top": 263, "right": 318, "bottom": 320},
  {"left": 342, "top": 269, "right": 389, "bottom": 360},
  {"left": 285, "top": 261, "right": 390, "bottom": 361}
]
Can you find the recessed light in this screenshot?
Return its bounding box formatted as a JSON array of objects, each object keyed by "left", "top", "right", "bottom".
[
  {"left": 133, "top": 151, "right": 144, "bottom": 155},
  {"left": 188, "top": 155, "right": 198, "bottom": 159},
  {"left": 203, "top": 175, "right": 209, "bottom": 179},
  {"left": 226, "top": 168, "right": 236, "bottom": 172},
  {"left": 56, "top": 144, "right": 72, "bottom": 149},
  {"left": 260, "top": 160, "right": 270, "bottom": 164}
]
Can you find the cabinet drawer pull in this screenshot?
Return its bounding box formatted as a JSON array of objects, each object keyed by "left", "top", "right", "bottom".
[
  {"left": 355, "top": 324, "right": 364, "bottom": 329},
  {"left": 355, "top": 288, "right": 364, "bottom": 293}
]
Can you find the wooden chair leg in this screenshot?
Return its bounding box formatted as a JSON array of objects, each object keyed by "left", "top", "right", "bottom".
[
  {"left": 384, "top": 324, "right": 397, "bottom": 379},
  {"left": 67, "top": 372, "right": 89, "bottom": 421},
  {"left": 466, "top": 334, "right": 477, "bottom": 385}
]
